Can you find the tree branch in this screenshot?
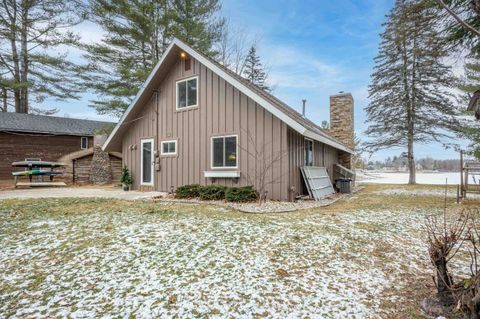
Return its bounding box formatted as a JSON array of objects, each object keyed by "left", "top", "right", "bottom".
[{"left": 436, "top": 0, "right": 480, "bottom": 37}]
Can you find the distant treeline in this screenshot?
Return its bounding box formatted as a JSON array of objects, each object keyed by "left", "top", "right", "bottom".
[{"left": 366, "top": 155, "right": 459, "bottom": 172}]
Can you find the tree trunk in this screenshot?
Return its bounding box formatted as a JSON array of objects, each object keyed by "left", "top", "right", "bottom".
[
  {"left": 8, "top": 2, "right": 22, "bottom": 113},
  {"left": 19, "top": 0, "right": 29, "bottom": 114},
  {"left": 407, "top": 124, "right": 416, "bottom": 184},
  {"left": 1, "top": 88, "right": 7, "bottom": 111},
  {"left": 435, "top": 256, "right": 453, "bottom": 305}
]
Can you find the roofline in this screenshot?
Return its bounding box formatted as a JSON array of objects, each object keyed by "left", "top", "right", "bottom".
[
  {"left": 103, "top": 38, "right": 354, "bottom": 154},
  {"left": 103, "top": 41, "right": 177, "bottom": 151},
  {"left": 0, "top": 128, "right": 96, "bottom": 136}
]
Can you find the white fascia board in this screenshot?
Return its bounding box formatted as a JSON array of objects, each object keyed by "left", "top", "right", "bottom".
[
  {"left": 173, "top": 39, "right": 307, "bottom": 135},
  {"left": 304, "top": 129, "right": 354, "bottom": 154},
  {"left": 102, "top": 41, "right": 177, "bottom": 151}
]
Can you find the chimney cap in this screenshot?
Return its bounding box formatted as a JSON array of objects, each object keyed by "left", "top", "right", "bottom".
[{"left": 330, "top": 92, "right": 353, "bottom": 98}]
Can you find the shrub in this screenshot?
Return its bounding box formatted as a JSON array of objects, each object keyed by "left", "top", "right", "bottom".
[
  {"left": 199, "top": 185, "right": 226, "bottom": 201},
  {"left": 175, "top": 184, "right": 202, "bottom": 199},
  {"left": 225, "top": 186, "right": 259, "bottom": 202},
  {"left": 120, "top": 165, "right": 132, "bottom": 186}
]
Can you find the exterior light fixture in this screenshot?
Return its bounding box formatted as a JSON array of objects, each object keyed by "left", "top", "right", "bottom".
[{"left": 180, "top": 52, "right": 187, "bottom": 58}]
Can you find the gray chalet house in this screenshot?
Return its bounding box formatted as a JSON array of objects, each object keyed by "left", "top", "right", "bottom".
[{"left": 103, "top": 38, "right": 354, "bottom": 201}]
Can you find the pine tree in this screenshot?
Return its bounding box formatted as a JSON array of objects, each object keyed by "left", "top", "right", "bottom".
[
  {"left": 438, "top": 1, "right": 480, "bottom": 159},
  {"left": 0, "top": 0, "right": 83, "bottom": 114},
  {"left": 168, "top": 0, "right": 224, "bottom": 56},
  {"left": 365, "top": 0, "right": 459, "bottom": 184},
  {"left": 82, "top": 0, "right": 224, "bottom": 116},
  {"left": 242, "top": 46, "right": 271, "bottom": 92}
]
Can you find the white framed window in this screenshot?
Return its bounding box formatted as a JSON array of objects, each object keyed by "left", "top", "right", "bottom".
[
  {"left": 140, "top": 138, "right": 154, "bottom": 186},
  {"left": 176, "top": 76, "right": 198, "bottom": 110},
  {"left": 160, "top": 140, "right": 177, "bottom": 155},
  {"left": 211, "top": 135, "right": 238, "bottom": 169},
  {"left": 305, "top": 138, "right": 314, "bottom": 166},
  {"left": 81, "top": 137, "right": 88, "bottom": 149}
]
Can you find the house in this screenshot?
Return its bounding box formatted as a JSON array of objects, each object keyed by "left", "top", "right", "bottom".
[
  {"left": 103, "top": 38, "right": 354, "bottom": 201},
  {"left": 468, "top": 90, "right": 480, "bottom": 120},
  {"left": 0, "top": 112, "right": 113, "bottom": 180}
]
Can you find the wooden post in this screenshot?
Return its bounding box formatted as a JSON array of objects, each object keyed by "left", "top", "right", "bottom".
[
  {"left": 457, "top": 184, "right": 460, "bottom": 204},
  {"left": 465, "top": 167, "right": 469, "bottom": 199},
  {"left": 460, "top": 150, "right": 464, "bottom": 197}
]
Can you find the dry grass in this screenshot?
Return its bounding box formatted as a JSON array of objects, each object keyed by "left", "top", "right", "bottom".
[{"left": 1, "top": 184, "right": 479, "bottom": 318}]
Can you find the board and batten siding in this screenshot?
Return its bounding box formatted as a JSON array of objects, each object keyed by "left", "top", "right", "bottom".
[
  {"left": 287, "top": 128, "right": 339, "bottom": 197},
  {"left": 121, "top": 56, "right": 291, "bottom": 200}
]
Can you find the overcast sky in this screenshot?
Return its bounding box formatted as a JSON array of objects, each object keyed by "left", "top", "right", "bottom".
[{"left": 48, "top": 0, "right": 469, "bottom": 161}]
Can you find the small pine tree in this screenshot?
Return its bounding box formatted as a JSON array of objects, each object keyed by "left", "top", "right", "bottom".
[
  {"left": 120, "top": 166, "right": 132, "bottom": 186},
  {"left": 242, "top": 46, "right": 271, "bottom": 92},
  {"left": 365, "top": 0, "right": 459, "bottom": 184}
]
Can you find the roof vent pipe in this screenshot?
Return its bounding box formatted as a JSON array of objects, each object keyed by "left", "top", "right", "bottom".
[{"left": 302, "top": 99, "right": 307, "bottom": 118}]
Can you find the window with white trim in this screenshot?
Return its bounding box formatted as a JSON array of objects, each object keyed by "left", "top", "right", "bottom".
[
  {"left": 176, "top": 76, "right": 198, "bottom": 109},
  {"left": 81, "top": 137, "right": 88, "bottom": 149},
  {"left": 212, "top": 136, "right": 237, "bottom": 168},
  {"left": 161, "top": 140, "right": 177, "bottom": 155}
]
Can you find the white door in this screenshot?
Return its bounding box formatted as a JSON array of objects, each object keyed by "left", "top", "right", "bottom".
[{"left": 140, "top": 139, "right": 154, "bottom": 186}]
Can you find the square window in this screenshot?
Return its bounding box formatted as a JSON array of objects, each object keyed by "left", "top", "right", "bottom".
[
  {"left": 212, "top": 136, "right": 237, "bottom": 168},
  {"left": 161, "top": 140, "right": 177, "bottom": 155},
  {"left": 177, "top": 77, "right": 198, "bottom": 109}
]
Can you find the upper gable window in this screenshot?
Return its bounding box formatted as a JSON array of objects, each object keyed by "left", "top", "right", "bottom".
[{"left": 176, "top": 76, "right": 198, "bottom": 109}]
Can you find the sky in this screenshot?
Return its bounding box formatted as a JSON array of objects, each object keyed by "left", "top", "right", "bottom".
[{"left": 47, "top": 0, "right": 469, "bottom": 161}]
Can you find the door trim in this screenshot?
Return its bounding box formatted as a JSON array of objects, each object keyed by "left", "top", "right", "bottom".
[{"left": 140, "top": 138, "right": 154, "bottom": 186}]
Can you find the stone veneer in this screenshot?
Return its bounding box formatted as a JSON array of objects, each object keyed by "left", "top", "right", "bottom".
[
  {"left": 330, "top": 93, "right": 354, "bottom": 169},
  {"left": 89, "top": 144, "right": 112, "bottom": 184}
]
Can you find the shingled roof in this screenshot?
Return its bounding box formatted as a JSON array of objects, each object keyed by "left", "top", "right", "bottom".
[
  {"left": 0, "top": 112, "right": 113, "bottom": 136},
  {"left": 103, "top": 38, "right": 354, "bottom": 153}
]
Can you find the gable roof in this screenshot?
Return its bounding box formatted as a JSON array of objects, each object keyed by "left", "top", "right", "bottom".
[
  {"left": 468, "top": 90, "right": 480, "bottom": 120},
  {"left": 103, "top": 38, "right": 353, "bottom": 154},
  {"left": 0, "top": 112, "right": 113, "bottom": 136}
]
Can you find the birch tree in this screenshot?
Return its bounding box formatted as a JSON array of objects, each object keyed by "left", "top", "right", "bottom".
[
  {"left": 0, "top": 0, "right": 83, "bottom": 114},
  {"left": 365, "top": 0, "right": 459, "bottom": 184}
]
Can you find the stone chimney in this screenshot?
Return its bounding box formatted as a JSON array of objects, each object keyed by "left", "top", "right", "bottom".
[
  {"left": 90, "top": 144, "right": 112, "bottom": 184},
  {"left": 330, "top": 92, "right": 354, "bottom": 169}
]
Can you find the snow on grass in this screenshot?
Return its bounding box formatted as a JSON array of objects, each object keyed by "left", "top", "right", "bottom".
[
  {"left": 377, "top": 188, "right": 480, "bottom": 198},
  {"left": 0, "top": 198, "right": 434, "bottom": 318}
]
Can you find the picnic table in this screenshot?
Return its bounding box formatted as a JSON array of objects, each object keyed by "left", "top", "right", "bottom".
[{"left": 12, "top": 159, "right": 66, "bottom": 188}]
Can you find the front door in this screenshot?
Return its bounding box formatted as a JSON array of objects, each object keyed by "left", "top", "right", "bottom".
[{"left": 141, "top": 138, "right": 154, "bottom": 186}]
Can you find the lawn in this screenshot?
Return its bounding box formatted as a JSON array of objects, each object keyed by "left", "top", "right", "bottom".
[{"left": 1, "top": 184, "right": 478, "bottom": 318}]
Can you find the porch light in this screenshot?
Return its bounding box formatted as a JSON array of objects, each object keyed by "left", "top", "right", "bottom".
[{"left": 180, "top": 51, "right": 187, "bottom": 58}]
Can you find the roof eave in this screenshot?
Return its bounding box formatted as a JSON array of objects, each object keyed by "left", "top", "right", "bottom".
[
  {"left": 103, "top": 38, "right": 353, "bottom": 154},
  {"left": 304, "top": 129, "right": 354, "bottom": 154}
]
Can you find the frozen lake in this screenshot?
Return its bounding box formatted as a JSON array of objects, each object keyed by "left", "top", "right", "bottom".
[{"left": 357, "top": 171, "right": 480, "bottom": 185}]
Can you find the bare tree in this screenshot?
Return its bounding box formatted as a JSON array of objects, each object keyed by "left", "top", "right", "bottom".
[
  {"left": 238, "top": 128, "right": 290, "bottom": 204},
  {"left": 214, "top": 19, "right": 259, "bottom": 75}
]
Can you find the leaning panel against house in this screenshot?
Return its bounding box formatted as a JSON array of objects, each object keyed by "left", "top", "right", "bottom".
[{"left": 103, "top": 38, "right": 354, "bottom": 201}]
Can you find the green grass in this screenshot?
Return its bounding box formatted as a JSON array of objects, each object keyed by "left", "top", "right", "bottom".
[{"left": 0, "top": 185, "right": 478, "bottom": 318}]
